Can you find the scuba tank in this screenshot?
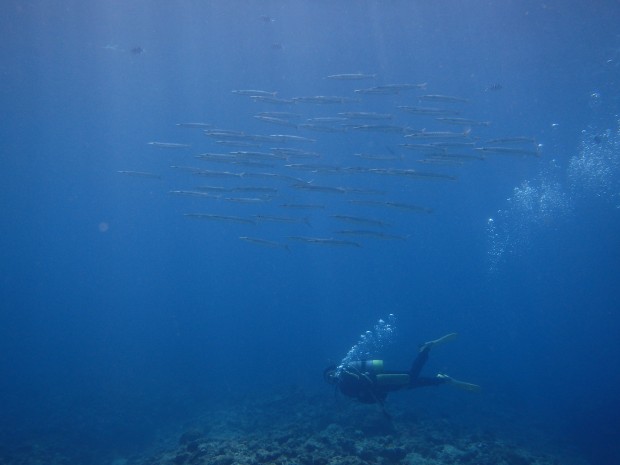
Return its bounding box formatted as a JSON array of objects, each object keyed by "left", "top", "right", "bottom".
[{"left": 347, "top": 360, "right": 384, "bottom": 373}]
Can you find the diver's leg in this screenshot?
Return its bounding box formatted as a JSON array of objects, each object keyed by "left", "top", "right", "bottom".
[
  {"left": 436, "top": 373, "right": 481, "bottom": 392},
  {"left": 410, "top": 374, "right": 481, "bottom": 391},
  {"left": 409, "top": 345, "right": 430, "bottom": 380},
  {"left": 418, "top": 333, "right": 458, "bottom": 353},
  {"left": 410, "top": 376, "right": 448, "bottom": 388},
  {"left": 410, "top": 333, "right": 458, "bottom": 381}
]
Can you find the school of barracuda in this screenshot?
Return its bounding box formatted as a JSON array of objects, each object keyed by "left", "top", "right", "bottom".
[{"left": 121, "top": 74, "right": 540, "bottom": 250}]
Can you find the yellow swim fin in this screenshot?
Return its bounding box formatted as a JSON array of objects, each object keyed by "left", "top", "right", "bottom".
[
  {"left": 437, "top": 373, "right": 481, "bottom": 392},
  {"left": 419, "top": 332, "right": 458, "bottom": 352}
]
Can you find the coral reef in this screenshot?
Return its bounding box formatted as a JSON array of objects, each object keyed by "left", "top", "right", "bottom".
[
  {"left": 131, "top": 389, "right": 587, "bottom": 465},
  {"left": 0, "top": 388, "right": 589, "bottom": 465}
]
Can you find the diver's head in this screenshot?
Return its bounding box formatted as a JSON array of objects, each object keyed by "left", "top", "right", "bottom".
[{"left": 323, "top": 365, "right": 338, "bottom": 385}]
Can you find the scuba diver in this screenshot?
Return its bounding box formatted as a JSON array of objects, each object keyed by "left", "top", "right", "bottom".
[{"left": 324, "top": 333, "right": 479, "bottom": 410}]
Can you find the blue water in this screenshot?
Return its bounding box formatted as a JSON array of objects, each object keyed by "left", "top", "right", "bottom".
[{"left": 1, "top": 1, "right": 619, "bottom": 463}]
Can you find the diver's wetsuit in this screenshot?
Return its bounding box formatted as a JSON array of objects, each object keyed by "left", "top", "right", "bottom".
[{"left": 336, "top": 346, "right": 448, "bottom": 404}]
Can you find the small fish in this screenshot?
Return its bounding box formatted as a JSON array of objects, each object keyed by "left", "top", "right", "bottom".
[
  {"left": 353, "top": 153, "right": 401, "bottom": 161},
  {"left": 249, "top": 96, "right": 294, "bottom": 104},
  {"left": 374, "top": 83, "right": 426, "bottom": 91},
  {"left": 288, "top": 236, "right": 362, "bottom": 247},
  {"left": 231, "top": 186, "right": 278, "bottom": 193},
  {"left": 354, "top": 87, "right": 400, "bottom": 95},
  {"left": 279, "top": 203, "right": 326, "bottom": 210},
  {"left": 475, "top": 146, "right": 541, "bottom": 157},
  {"left": 306, "top": 117, "right": 348, "bottom": 123},
  {"left": 405, "top": 130, "right": 471, "bottom": 139},
  {"left": 298, "top": 124, "right": 347, "bottom": 133},
  {"left": 195, "top": 153, "right": 238, "bottom": 163},
  {"left": 204, "top": 129, "right": 247, "bottom": 138},
  {"left": 270, "top": 147, "right": 321, "bottom": 158},
  {"left": 184, "top": 213, "right": 255, "bottom": 224},
  {"left": 224, "top": 197, "right": 271, "bottom": 204},
  {"left": 343, "top": 187, "right": 387, "bottom": 195},
  {"left": 330, "top": 215, "right": 390, "bottom": 228},
  {"left": 339, "top": 112, "right": 393, "bottom": 120},
  {"left": 292, "top": 96, "right": 359, "bottom": 104},
  {"left": 347, "top": 200, "right": 385, "bottom": 207},
  {"left": 398, "top": 106, "right": 461, "bottom": 116},
  {"left": 192, "top": 169, "right": 245, "bottom": 178},
  {"left": 430, "top": 142, "right": 476, "bottom": 148},
  {"left": 254, "top": 215, "right": 311, "bottom": 226},
  {"left": 417, "top": 157, "right": 466, "bottom": 166},
  {"left": 400, "top": 143, "right": 447, "bottom": 153},
  {"left": 254, "top": 115, "right": 298, "bottom": 128},
  {"left": 232, "top": 89, "right": 277, "bottom": 97},
  {"left": 268, "top": 134, "right": 316, "bottom": 143},
  {"left": 169, "top": 190, "right": 220, "bottom": 198},
  {"left": 485, "top": 83, "right": 503, "bottom": 92},
  {"left": 292, "top": 183, "right": 347, "bottom": 194},
  {"left": 369, "top": 168, "right": 457, "bottom": 181},
  {"left": 427, "top": 153, "right": 485, "bottom": 161},
  {"left": 351, "top": 124, "right": 409, "bottom": 133},
  {"left": 233, "top": 160, "right": 274, "bottom": 168},
  {"left": 485, "top": 137, "right": 537, "bottom": 145},
  {"left": 257, "top": 112, "right": 302, "bottom": 119},
  {"left": 117, "top": 170, "right": 161, "bottom": 179},
  {"left": 285, "top": 163, "right": 342, "bottom": 173},
  {"left": 214, "top": 140, "right": 261, "bottom": 148},
  {"left": 436, "top": 117, "right": 491, "bottom": 126},
  {"left": 148, "top": 141, "right": 191, "bottom": 149},
  {"left": 326, "top": 73, "right": 377, "bottom": 80},
  {"left": 244, "top": 172, "right": 305, "bottom": 183},
  {"left": 239, "top": 236, "right": 290, "bottom": 252},
  {"left": 335, "top": 230, "right": 407, "bottom": 241},
  {"left": 176, "top": 122, "right": 212, "bottom": 129},
  {"left": 195, "top": 186, "right": 230, "bottom": 193},
  {"left": 418, "top": 94, "right": 470, "bottom": 104},
  {"left": 230, "top": 151, "right": 286, "bottom": 160},
  {"left": 385, "top": 202, "right": 433, "bottom": 214},
  {"left": 354, "top": 83, "right": 426, "bottom": 94},
  {"left": 169, "top": 165, "right": 204, "bottom": 173}
]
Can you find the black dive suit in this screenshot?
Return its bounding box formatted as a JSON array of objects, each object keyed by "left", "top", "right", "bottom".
[{"left": 336, "top": 345, "right": 447, "bottom": 404}]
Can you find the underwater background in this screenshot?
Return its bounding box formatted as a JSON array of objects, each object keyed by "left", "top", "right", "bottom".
[{"left": 1, "top": 1, "right": 619, "bottom": 464}]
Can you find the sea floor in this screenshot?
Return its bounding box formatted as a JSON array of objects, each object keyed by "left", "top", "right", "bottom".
[{"left": 0, "top": 387, "right": 590, "bottom": 465}]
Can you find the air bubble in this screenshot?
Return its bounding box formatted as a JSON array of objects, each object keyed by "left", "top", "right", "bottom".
[{"left": 336, "top": 315, "right": 398, "bottom": 377}]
